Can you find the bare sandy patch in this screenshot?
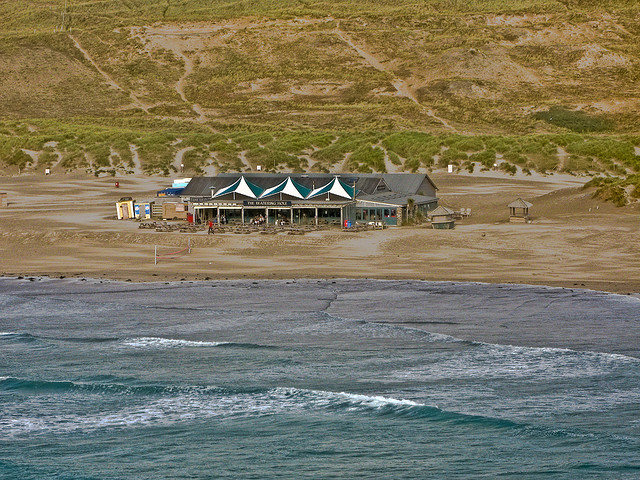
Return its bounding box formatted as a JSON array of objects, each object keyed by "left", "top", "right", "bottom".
[{"left": 576, "top": 44, "right": 629, "bottom": 69}]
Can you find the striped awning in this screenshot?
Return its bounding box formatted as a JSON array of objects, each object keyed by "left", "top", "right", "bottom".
[
  {"left": 259, "top": 177, "right": 312, "bottom": 199},
  {"left": 306, "top": 177, "right": 357, "bottom": 200},
  {"left": 213, "top": 176, "right": 264, "bottom": 199}
]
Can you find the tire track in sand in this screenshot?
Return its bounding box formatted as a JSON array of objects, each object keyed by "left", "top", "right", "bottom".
[
  {"left": 173, "top": 51, "right": 208, "bottom": 123},
  {"left": 130, "top": 26, "right": 215, "bottom": 128},
  {"left": 334, "top": 26, "right": 457, "bottom": 132},
  {"left": 69, "top": 34, "right": 151, "bottom": 114}
]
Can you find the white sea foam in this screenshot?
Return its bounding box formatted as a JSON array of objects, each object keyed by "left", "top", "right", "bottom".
[
  {"left": 0, "top": 386, "right": 432, "bottom": 437},
  {"left": 478, "top": 342, "right": 640, "bottom": 365},
  {"left": 121, "top": 337, "right": 230, "bottom": 348},
  {"left": 268, "top": 387, "right": 432, "bottom": 414},
  {"left": 308, "top": 389, "right": 422, "bottom": 408}
]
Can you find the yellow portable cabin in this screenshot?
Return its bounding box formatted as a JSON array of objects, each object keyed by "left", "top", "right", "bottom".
[{"left": 116, "top": 197, "right": 135, "bottom": 220}]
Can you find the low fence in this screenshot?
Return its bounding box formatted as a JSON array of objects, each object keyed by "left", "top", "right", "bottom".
[{"left": 154, "top": 239, "right": 191, "bottom": 264}]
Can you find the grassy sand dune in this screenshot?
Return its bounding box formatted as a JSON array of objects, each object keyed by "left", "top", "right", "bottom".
[{"left": 1, "top": 1, "right": 638, "bottom": 202}]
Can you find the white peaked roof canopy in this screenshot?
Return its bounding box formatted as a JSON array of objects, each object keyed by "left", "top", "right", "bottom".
[
  {"left": 307, "top": 177, "right": 356, "bottom": 200},
  {"left": 259, "top": 177, "right": 311, "bottom": 199},
  {"left": 213, "top": 176, "right": 264, "bottom": 199}
]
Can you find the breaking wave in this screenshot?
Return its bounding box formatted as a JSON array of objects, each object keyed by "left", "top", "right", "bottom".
[
  {"left": 121, "top": 337, "right": 231, "bottom": 348},
  {"left": 0, "top": 378, "right": 541, "bottom": 438},
  {"left": 119, "top": 337, "right": 273, "bottom": 349},
  {"left": 0, "top": 332, "right": 38, "bottom": 342}
]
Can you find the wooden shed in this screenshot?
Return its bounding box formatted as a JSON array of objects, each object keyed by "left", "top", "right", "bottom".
[
  {"left": 508, "top": 198, "right": 533, "bottom": 223},
  {"left": 429, "top": 206, "right": 456, "bottom": 229},
  {"left": 162, "top": 202, "right": 188, "bottom": 220}
]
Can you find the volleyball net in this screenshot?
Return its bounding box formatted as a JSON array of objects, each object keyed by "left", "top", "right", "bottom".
[{"left": 154, "top": 239, "right": 191, "bottom": 264}]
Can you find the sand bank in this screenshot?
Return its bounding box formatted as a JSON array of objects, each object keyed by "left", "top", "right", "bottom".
[{"left": 0, "top": 172, "right": 638, "bottom": 294}]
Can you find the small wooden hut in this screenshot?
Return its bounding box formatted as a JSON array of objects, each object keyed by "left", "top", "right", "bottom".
[
  {"left": 508, "top": 198, "right": 532, "bottom": 223},
  {"left": 162, "top": 201, "right": 188, "bottom": 220},
  {"left": 429, "top": 206, "right": 456, "bottom": 229}
]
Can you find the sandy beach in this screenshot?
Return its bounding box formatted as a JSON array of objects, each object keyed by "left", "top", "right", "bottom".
[{"left": 1, "top": 171, "right": 638, "bottom": 294}]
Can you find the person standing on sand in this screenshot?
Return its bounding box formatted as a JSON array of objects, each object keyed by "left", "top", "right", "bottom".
[{"left": 208, "top": 220, "right": 214, "bottom": 235}]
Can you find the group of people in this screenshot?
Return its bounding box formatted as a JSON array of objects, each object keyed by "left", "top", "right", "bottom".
[
  {"left": 250, "top": 214, "right": 266, "bottom": 225},
  {"left": 207, "top": 214, "right": 290, "bottom": 233},
  {"left": 251, "top": 215, "right": 288, "bottom": 226}
]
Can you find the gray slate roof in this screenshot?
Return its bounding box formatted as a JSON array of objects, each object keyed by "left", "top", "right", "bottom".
[
  {"left": 381, "top": 174, "right": 430, "bottom": 195},
  {"left": 357, "top": 192, "right": 438, "bottom": 206}
]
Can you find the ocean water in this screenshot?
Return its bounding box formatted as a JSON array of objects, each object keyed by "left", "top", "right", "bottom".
[{"left": 1, "top": 277, "right": 639, "bottom": 479}]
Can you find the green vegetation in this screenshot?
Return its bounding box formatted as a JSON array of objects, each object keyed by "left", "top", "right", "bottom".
[
  {"left": 0, "top": 0, "right": 607, "bottom": 34},
  {"left": 2, "top": 120, "right": 638, "bottom": 185},
  {"left": 584, "top": 174, "right": 640, "bottom": 207},
  {"left": 347, "top": 145, "right": 386, "bottom": 173},
  {"left": 533, "top": 107, "right": 614, "bottom": 133}
]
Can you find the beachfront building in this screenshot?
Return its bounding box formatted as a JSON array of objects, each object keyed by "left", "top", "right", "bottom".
[
  {"left": 181, "top": 173, "right": 438, "bottom": 227},
  {"left": 508, "top": 198, "right": 533, "bottom": 223}
]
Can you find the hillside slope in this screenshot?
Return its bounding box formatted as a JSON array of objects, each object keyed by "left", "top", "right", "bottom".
[{"left": 0, "top": 0, "right": 638, "bottom": 196}]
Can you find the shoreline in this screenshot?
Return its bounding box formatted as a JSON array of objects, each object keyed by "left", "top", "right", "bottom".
[{"left": 2, "top": 272, "right": 639, "bottom": 298}]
